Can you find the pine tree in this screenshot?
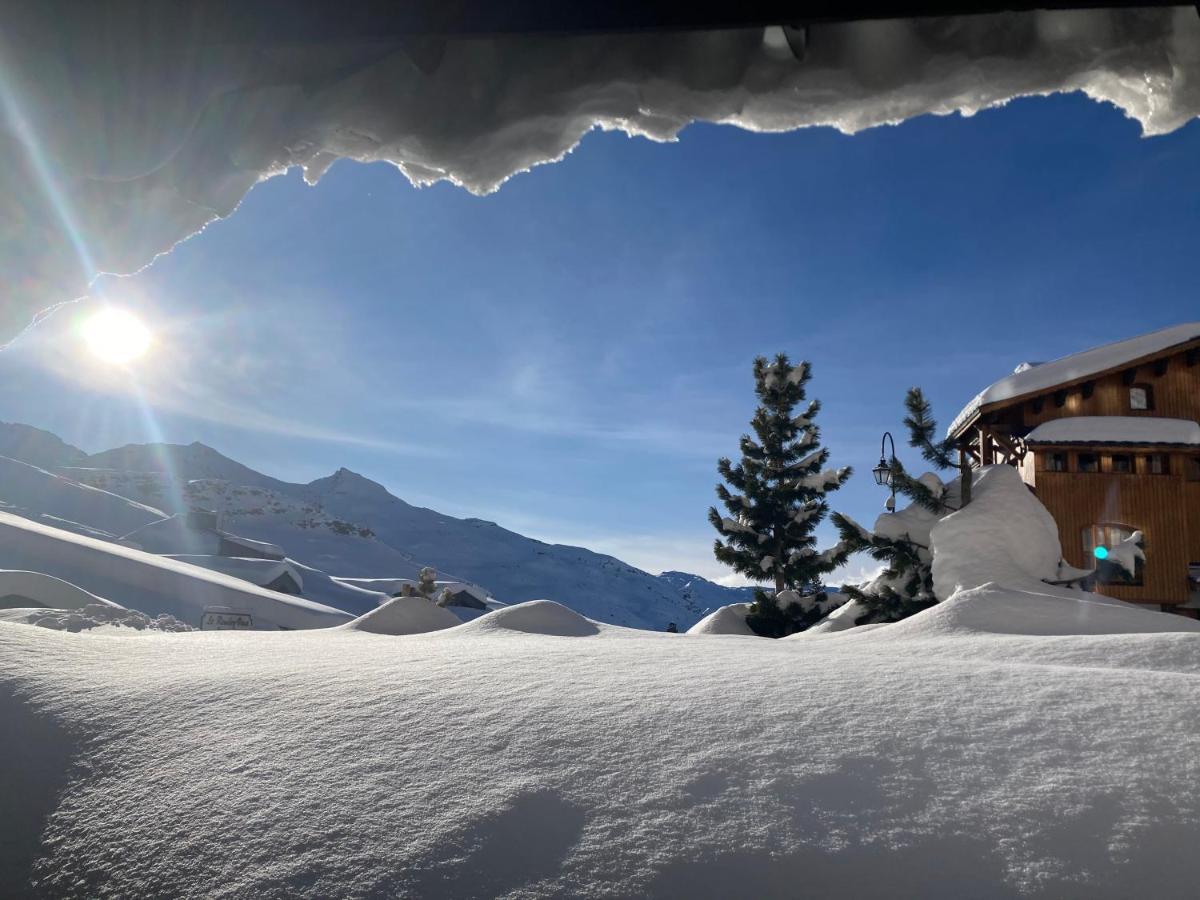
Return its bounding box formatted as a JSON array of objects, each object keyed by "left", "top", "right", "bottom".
[
  {"left": 415, "top": 566, "right": 438, "bottom": 599},
  {"left": 830, "top": 387, "right": 961, "bottom": 625},
  {"left": 709, "top": 354, "right": 853, "bottom": 637}
]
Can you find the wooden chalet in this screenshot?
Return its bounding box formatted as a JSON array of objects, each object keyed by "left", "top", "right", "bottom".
[{"left": 948, "top": 323, "right": 1200, "bottom": 614}]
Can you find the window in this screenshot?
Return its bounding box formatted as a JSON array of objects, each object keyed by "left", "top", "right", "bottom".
[
  {"left": 1082, "top": 524, "right": 1144, "bottom": 586},
  {"left": 1046, "top": 452, "right": 1067, "bottom": 472},
  {"left": 1188, "top": 457, "right": 1200, "bottom": 482},
  {"left": 1147, "top": 454, "right": 1170, "bottom": 475},
  {"left": 1078, "top": 453, "right": 1099, "bottom": 473},
  {"left": 1129, "top": 384, "right": 1154, "bottom": 411},
  {"left": 1110, "top": 454, "right": 1132, "bottom": 473}
]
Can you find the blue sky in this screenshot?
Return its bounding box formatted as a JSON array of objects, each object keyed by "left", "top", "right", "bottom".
[{"left": 2, "top": 92, "right": 1198, "bottom": 583}]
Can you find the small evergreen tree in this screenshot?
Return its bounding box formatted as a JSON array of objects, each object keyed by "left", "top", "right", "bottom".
[
  {"left": 415, "top": 566, "right": 438, "bottom": 599},
  {"left": 709, "top": 354, "right": 852, "bottom": 637},
  {"left": 831, "top": 387, "right": 962, "bottom": 625}
]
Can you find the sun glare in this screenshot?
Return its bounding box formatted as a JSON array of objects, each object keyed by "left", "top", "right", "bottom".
[{"left": 81, "top": 308, "right": 152, "bottom": 365}]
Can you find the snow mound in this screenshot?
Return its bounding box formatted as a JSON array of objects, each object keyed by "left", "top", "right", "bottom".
[
  {"left": 0, "top": 570, "right": 120, "bottom": 611},
  {"left": 930, "top": 465, "right": 1061, "bottom": 600},
  {"left": 340, "top": 596, "right": 462, "bottom": 636},
  {"left": 463, "top": 600, "right": 600, "bottom": 637},
  {"left": 799, "top": 598, "right": 871, "bottom": 635},
  {"left": 0, "top": 603, "right": 192, "bottom": 633},
  {"left": 879, "top": 583, "right": 1200, "bottom": 639},
  {"left": 687, "top": 602, "right": 757, "bottom": 636}
]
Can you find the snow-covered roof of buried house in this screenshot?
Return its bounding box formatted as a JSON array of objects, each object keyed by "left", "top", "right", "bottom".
[
  {"left": 120, "top": 515, "right": 285, "bottom": 559},
  {"left": 1026, "top": 416, "right": 1200, "bottom": 446},
  {"left": 949, "top": 322, "right": 1200, "bottom": 437},
  {"left": 163, "top": 556, "right": 305, "bottom": 592}
]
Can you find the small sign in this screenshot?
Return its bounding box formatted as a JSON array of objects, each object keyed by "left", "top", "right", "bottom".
[{"left": 201, "top": 608, "right": 254, "bottom": 630}]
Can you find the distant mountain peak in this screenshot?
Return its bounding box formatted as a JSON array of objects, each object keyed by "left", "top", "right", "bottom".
[
  {"left": 312, "top": 467, "right": 392, "bottom": 498},
  {"left": 0, "top": 421, "right": 87, "bottom": 468}
]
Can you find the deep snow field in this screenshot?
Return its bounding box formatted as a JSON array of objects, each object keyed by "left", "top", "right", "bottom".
[
  {"left": 5, "top": 466, "right": 1200, "bottom": 898},
  {"left": 4, "top": 586, "right": 1200, "bottom": 899}
]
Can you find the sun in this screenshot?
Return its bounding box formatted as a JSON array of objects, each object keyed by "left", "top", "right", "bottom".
[{"left": 81, "top": 308, "right": 153, "bottom": 365}]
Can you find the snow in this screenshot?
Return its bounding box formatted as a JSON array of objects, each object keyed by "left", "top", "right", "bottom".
[
  {"left": 64, "top": 441, "right": 705, "bottom": 630},
  {"left": 339, "top": 596, "right": 461, "bottom": 636},
  {"left": 0, "top": 569, "right": 120, "bottom": 611},
  {"left": 930, "top": 465, "right": 1062, "bottom": 600},
  {"left": 458, "top": 599, "right": 600, "bottom": 637},
  {"left": 6, "top": 579, "right": 1200, "bottom": 896},
  {"left": 1106, "top": 531, "right": 1146, "bottom": 581},
  {"left": 0, "top": 455, "right": 165, "bottom": 538},
  {"left": 0, "top": 510, "right": 350, "bottom": 631},
  {"left": 949, "top": 322, "right": 1200, "bottom": 435},
  {"left": 5, "top": 9, "right": 1200, "bottom": 346},
  {"left": 687, "top": 602, "right": 756, "bottom": 636},
  {"left": 163, "top": 555, "right": 305, "bottom": 591},
  {"left": 0, "top": 604, "right": 192, "bottom": 633},
  {"left": 1026, "top": 416, "right": 1200, "bottom": 445},
  {"left": 800, "top": 598, "right": 871, "bottom": 635}
]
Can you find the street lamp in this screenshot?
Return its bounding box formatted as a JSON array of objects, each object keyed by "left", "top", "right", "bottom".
[{"left": 874, "top": 431, "right": 897, "bottom": 511}]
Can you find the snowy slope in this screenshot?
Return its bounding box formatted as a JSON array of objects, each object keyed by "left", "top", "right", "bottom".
[
  {"left": 4, "top": 591, "right": 1200, "bottom": 898},
  {"left": 657, "top": 570, "right": 758, "bottom": 613},
  {"left": 47, "top": 437, "right": 703, "bottom": 629},
  {"left": 0, "top": 455, "right": 166, "bottom": 539},
  {"left": 0, "top": 511, "right": 350, "bottom": 630}
]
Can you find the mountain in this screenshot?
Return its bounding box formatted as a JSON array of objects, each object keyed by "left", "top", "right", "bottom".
[
  {"left": 0, "top": 421, "right": 85, "bottom": 468},
  {"left": 657, "top": 571, "right": 758, "bottom": 614},
  {"left": 0, "top": 423, "right": 755, "bottom": 629}
]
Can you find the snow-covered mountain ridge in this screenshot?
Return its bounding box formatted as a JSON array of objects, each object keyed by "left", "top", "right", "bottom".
[{"left": 0, "top": 424, "right": 751, "bottom": 629}]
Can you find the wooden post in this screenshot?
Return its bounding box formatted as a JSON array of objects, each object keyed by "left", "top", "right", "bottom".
[
  {"left": 959, "top": 446, "right": 973, "bottom": 508},
  {"left": 978, "top": 426, "right": 994, "bottom": 466}
]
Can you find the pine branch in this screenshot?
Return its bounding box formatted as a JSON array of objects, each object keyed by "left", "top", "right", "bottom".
[{"left": 903, "top": 387, "right": 957, "bottom": 470}]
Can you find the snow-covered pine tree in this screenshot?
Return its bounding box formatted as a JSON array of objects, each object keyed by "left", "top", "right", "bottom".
[
  {"left": 709, "top": 354, "right": 852, "bottom": 638},
  {"left": 830, "top": 387, "right": 961, "bottom": 625},
  {"left": 415, "top": 566, "right": 438, "bottom": 599}
]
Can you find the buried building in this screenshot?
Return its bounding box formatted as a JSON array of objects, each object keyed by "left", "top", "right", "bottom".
[{"left": 950, "top": 322, "right": 1200, "bottom": 614}]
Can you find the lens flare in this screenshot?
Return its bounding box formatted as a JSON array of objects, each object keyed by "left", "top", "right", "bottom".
[
  {"left": 81, "top": 308, "right": 152, "bottom": 365},
  {"left": 1093, "top": 546, "right": 1109, "bottom": 560}
]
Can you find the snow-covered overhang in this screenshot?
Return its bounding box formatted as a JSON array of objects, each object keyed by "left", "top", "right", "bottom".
[{"left": 2, "top": 4, "right": 1198, "bottom": 346}]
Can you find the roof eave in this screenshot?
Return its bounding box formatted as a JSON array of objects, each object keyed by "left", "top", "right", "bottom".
[{"left": 951, "top": 335, "right": 1200, "bottom": 439}]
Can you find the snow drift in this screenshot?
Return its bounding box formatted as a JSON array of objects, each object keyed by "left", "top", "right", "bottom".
[
  {"left": 5, "top": 582, "right": 1200, "bottom": 897},
  {"left": 930, "top": 464, "right": 1063, "bottom": 599},
  {"left": 0, "top": 510, "right": 350, "bottom": 630},
  {"left": 340, "top": 596, "right": 461, "bottom": 636},
  {"left": 687, "top": 601, "right": 756, "bottom": 636},
  {"left": 0, "top": 569, "right": 119, "bottom": 612},
  {"left": 460, "top": 599, "right": 601, "bottom": 637},
  {"left": 4, "top": 7, "right": 1200, "bottom": 345}
]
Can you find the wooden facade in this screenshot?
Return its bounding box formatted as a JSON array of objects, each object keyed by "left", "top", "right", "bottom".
[{"left": 952, "top": 335, "right": 1200, "bottom": 612}]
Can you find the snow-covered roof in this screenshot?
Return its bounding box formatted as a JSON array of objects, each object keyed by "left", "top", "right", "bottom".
[
  {"left": 164, "top": 555, "right": 305, "bottom": 591},
  {"left": 1025, "top": 417, "right": 1200, "bottom": 446},
  {"left": 949, "top": 322, "right": 1200, "bottom": 436},
  {"left": 219, "top": 533, "right": 285, "bottom": 560}
]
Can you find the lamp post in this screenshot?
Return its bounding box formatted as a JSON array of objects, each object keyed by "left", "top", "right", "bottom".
[{"left": 873, "top": 431, "right": 897, "bottom": 512}]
